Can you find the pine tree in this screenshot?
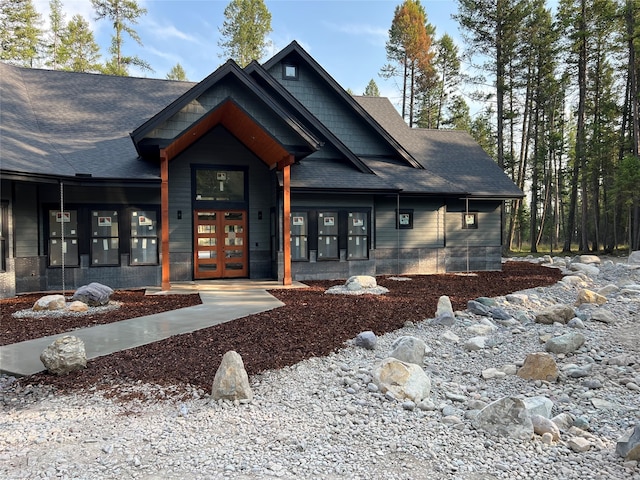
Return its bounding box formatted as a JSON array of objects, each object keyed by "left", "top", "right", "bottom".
[
  {"left": 218, "top": 0, "right": 272, "bottom": 67},
  {"left": 45, "top": 0, "right": 65, "bottom": 69},
  {"left": 381, "top": 0, "right": 435, "bottom": 127},
  {"left": 363, "top": 79, "right": 380, "bottom": 96},
  {"left": 60, "top": 14, "right": 102, "bottom": 73},
  {"left": 166, "top": 63, "right": 188, "bottom": 81},
  {"left": 91, "top": 0, "right": 152, "bottom": 76},
  {"left": 0, "top": 0, "right": 43, "bottom": 67}
]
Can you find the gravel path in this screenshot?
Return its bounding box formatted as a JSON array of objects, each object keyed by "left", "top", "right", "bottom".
[{"left": 1, "top": 256, "right": 639, "bottom": 480}]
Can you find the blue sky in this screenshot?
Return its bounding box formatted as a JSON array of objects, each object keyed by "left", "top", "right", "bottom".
[{"left": 34, "top": 0, "right": 461, "bottom": 107}]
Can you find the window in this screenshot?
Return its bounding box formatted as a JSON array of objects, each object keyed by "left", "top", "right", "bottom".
[
  {"left": 0, "top": 202, "right": 7, "bottom": 271},
  {"left": 317, "top": 211, "right": 339, "bottom": 260},
  {"left": 48, "top": 209, "right": 80, "bottom": 267},
  {"left": 195, "top": 168, "right": 245, "bottom": 202},
  {"left": 91, "top": 210, "right": 119, "bottom": 265},
  {"left": 283, "top": 64, "right": 298, "bottom": 80},
  {"left": 130, "top": 210, "right": 158, "bottom": 265},
  {"left": 462, "top": 212, "right": 478, "bottom": 229},
  {"left": 347, "top": 212, "right": 368, "bottom": 259},
  {"left": 290, "top": 212, "right": 308, "bottom": 261},
  {"left": 397, "top": 209, "right": 413, "bottom": 229}
]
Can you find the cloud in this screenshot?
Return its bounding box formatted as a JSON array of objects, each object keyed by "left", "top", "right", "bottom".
[
  {"left": 321, "top": 21, "right": 388, "bottom": 46},
  {"left": 143, "top": 18, "right": 201, "bottom": 44}
]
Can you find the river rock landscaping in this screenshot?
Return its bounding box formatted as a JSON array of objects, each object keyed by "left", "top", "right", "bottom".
[{"left": 1, "top": 256, "right": 639, "bottom": 479}]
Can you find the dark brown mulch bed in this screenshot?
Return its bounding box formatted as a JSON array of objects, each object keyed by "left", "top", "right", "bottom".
[{"left": 5, "top": 262, "right": 562, "bottom": 395}]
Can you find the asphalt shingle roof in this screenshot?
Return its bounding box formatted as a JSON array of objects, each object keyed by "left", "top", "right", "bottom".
[
  {"left": 1, "top": 61, "right": 522, "bottom": 199},
  {"left": 1, "top": 63, "right": 193, "bottom": 180},
  {"left": 354, "top": 96, "right": 523, "bottom": 198}
]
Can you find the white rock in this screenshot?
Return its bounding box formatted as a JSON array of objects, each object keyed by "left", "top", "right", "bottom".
[{"left": 372, "top": 357, "right": 431, "bottom": 403}]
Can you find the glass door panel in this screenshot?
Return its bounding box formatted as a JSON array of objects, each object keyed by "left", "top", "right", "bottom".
[{"left": 193, "top": 210, "right": 247, "bottom": 279}]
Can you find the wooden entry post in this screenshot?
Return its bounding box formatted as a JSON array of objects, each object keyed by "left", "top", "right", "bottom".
[
  {"left": 160, "top": 149, "right": 171, "bottom": 291},
  {"left": 282, "top": 162, "right": 292, "bottom": 285}
]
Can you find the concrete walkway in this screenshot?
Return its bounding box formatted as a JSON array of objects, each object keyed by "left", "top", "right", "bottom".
[{"left": 0, "top": 279, "right": 306, "bottom": 377}]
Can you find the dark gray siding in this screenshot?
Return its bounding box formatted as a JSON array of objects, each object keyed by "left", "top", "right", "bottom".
[
  {"left": 445, "top": 200, "right": 503, "bottom": 272},
  {"left": 373, "top": 197, "right": 446, "bottom": 275}
]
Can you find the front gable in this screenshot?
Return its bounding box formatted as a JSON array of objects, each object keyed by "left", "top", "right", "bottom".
[
  {"left": 262, "top": 41, "right": 421, "bottom": 169},
  {"left": 131, "top": 61, "right": 321, "bottom": 167}
]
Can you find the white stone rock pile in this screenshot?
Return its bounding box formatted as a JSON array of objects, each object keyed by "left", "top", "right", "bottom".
[{"left": 1, "top": 254, "right": 639, "bottom": 479}]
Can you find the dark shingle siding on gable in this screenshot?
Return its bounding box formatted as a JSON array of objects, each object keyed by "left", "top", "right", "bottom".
[{"left": 266, "top": 61, "right": 397, "bottom": 158}]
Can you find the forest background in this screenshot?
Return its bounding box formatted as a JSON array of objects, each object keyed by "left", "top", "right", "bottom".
[{"left": 2, "top": 0, "right": 639, "bottom": 255}]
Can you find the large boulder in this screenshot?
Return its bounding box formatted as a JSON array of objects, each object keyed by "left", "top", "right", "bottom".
[
  {"left": 472, "top": 397, "right": 534, "bottom": 441},
  {"left": 545, "top": 332, "right": 585, "bottom": 355},
  {"left": 389, "top": 336, "right": 427, "bottom": 365},
  {"left": 535, "top": 305, "right": 575, "bottom": 325},
  {"left": 627, "top": 251, "right": 640, "bottom": 265},
  {"left": 32, "top": 294, "right": 66, "bottom": 311},
  {"left": 211, "top": 351, "right": 253, "bottom": 402},
  {"left": 372, "top": 357, "right": 431, "bottom": 403},
  {"left": 517, "top": 352, "right": 559, "bottom": 382},
  {"left": 72, "top": 282, "right": 113, "bottom": 307},
  {"left": 575, "top": 289, "right": 607, "bottom": 306},
  {"left": 616, "top": 425, "right": 640, "bottom": 460},
  {"left": 40, "top": 336, "right": 87, "bottom": 375},
  {"left": 354, "top": 331, "right": 377, "bottom": 350},
  {"left": 433, "top": 295, "right": 455, "bottom": 326}
]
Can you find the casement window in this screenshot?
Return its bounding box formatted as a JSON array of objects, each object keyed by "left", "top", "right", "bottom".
[
  {"left": 130, "top": 210, "right": 158, "bottom": 265},
  {"left": 317, "top": 211, "right": 339, "bottom": 260},
  {"left": 0, "top": 202, "right": 7, "bottom": 272},
  {"left": 48, "top": 209, "right": 80, "bottom": 267},
  {"left": 290, "top": 208, "right": 370, "bottom": 261},
  {"left": 290, "top": 212, "right": 308, "bottom": 261},
  {"left": 462, "top": 212, "right": 478, "bottom": 229},
  {"left": 47, "top": 207, "right": 160, "bottom": 267},
  {"left": 347, "top": 212, "right": 368, "bottom": 259},
  {"left": 91, "top": 210, "right": 119, "bottom": 265},
  {"left": 396, "top": 209, "right": 414, "bottom": 229}
]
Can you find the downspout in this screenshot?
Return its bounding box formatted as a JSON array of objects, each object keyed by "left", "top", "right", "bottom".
[
  {"left": 160, "top": 149, "right": 171, "bottom": 291},
  {"left": 465, "top": 197, "right": 470, "bottom": 273},
  {"left": 59, "top": 180, "right": 65, "bottom": 295},
  {"left": 396, "top": 193, "right": 400, "bottom": 276}
]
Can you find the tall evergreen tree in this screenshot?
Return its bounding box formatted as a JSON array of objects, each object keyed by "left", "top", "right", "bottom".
[
  {"left": 218, "top": 0, "right": 272, "bottom": 67},
  {"left": 91, "top": 0, "right": 151, "bottom": 76},
  {"left": 60, "top": 14, "right": 102, "bottom": 73},
  {"left": 381, "top": 0, "right": 435, "bottom": 127},
  {"left": 166, "top": 62, "right": 188, "bottom": 81},
  {"left": 45, "top": 0, "right": 65, "bottom": 69},
  {"left": 0, "top": 0, "right": 42, "bottom": 67},
  {"left": 364, "top": 79, "right": 380, "bottom": 96}
]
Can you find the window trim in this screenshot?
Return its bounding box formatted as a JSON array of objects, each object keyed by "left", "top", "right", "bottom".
[
  {"left": 282, "top": 63, "right": 299, "bottom": 80},
  {"left": 129, "top": 209, "right": 159, "bottom": 266},
  {"left": 396, "top": 209, "right": 414, "bottom": 229},
  {"left": 462, "top": 212, "right": 478, "bottom": 229},
  {"left": 90, "top": 209, "right": 120, "bottom": 266},
  {"left": 47, "top": 208, "right": 80, "bottom": 268}
]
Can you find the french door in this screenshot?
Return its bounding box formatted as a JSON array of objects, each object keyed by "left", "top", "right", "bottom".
[{"left": 194, "top": 210, "right": 247, "bottom": 279}]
